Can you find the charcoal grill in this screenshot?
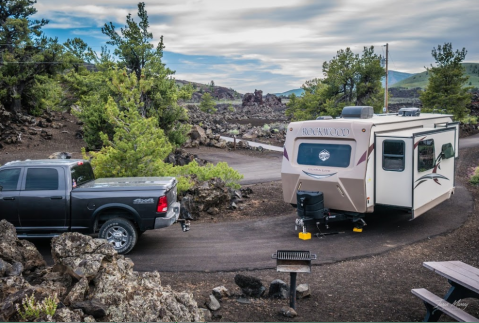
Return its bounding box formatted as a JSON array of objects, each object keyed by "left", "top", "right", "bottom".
[{"left": 272, "top": 250, "right": 317, "bottom": 309}]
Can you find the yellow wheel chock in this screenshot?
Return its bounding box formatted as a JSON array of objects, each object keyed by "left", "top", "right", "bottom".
[{"left": 299, "top": 232, "right": 311, "bottom": 240}]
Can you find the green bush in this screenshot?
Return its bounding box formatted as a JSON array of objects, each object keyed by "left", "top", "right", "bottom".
[
  {"left": 471, "top": 167, "right": 479, "bottom": 185},
  {"left": 262, "top": 124, "right": 270, "bottom": 132},
  {"left": 460, "top": 115, "right": 478, "bottom": 125},
  {"left": 270, "top": 122, "right": 287, "bottom": 132},
  {"left": 229, "top": 129, "right": 239, "bottom": 135},
  {"left": 173, "top": 161, "right": 243, "bottom": 191},
  {"left": 84, "top": 93, "right": 242, "bottom": 192},
  {"left": 16, "top": 293, "right": 59, "bottom": 321}
]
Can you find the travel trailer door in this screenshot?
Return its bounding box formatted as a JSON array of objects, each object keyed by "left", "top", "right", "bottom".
[
  {"left": 376, "top": 127, "right": 456, "bottom": 217},
  {"left": 375, "top": 135, "right": 414, "bottom": 208},
  {"left": 412, "top": 128, "right": 456, "bottom": 218}
]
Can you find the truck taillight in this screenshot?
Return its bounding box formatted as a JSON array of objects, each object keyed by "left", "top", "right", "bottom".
[{"left": 157, "top": 196, "right": 168, "bottom": 213}]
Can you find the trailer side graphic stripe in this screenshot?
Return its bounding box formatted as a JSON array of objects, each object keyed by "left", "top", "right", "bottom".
[
  {"left": 283, "top": 147, "right": 289, "bottom": 161},
  {"left": 414, "top": 173, "right": 449, "bottom": 188},
  {"left": 414, "top": 136, "right": 427, "bottom": 149},
  {"left": 356, "top": 143, "right": 375, "bottom": 166}
]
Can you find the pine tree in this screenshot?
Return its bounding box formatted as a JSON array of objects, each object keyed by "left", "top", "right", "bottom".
[
  {"left": 87, "top": 68, "right": 243, "bottom": 191},
  {"left": 89, "top": 68, "right": 172, "bottom": 178},
  {"left": 0, "top": 0, "right": 64, "bottom": 114},
  {"left": 287, "top": 46, "right": 384, "bottom": 120},
  {"left": 420, "top": 43, "right": 471, "bottom": 120},
  {"left": 199, "top": 93, "right": 217, "bottom": 114},
  {"left": 101, "top": 2, "right": 193, "bottom": 145}
]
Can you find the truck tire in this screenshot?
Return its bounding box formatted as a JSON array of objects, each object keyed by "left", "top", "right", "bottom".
[{"left": 99, "top": 218, "right": 138, "bottom": 254}]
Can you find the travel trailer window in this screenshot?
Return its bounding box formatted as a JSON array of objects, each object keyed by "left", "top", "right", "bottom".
[
  {"left": 418, "top": 139, "right": 435, "bottom": 172},
  {"left": 297, "top": 143, "right": 351, "bottom": 167},
  {"left": 383, "top": 140, "right": 405, "bottom": 171}
]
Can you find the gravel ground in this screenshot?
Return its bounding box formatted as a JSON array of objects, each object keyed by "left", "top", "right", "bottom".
[{"left": 160, "top": 146, "right": 479, "bottom": 322}]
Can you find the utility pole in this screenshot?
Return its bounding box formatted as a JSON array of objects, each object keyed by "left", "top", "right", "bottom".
[{"left": 384, "top": 43, "right": 389, "bottom": 113}]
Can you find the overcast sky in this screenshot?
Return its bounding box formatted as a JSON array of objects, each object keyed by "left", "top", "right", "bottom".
[{"left": 35, "top": 0, "right": 479, "bottom": 94}]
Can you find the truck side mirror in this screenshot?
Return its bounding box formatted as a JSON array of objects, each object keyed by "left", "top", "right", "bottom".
[{"left": 0, "top": 185, "right": 3, "bottom": 191}]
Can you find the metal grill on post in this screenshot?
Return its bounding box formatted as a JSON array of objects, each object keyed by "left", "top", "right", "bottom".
[{"left": 272, "top": 250, "right": 317, "bottom": 309}]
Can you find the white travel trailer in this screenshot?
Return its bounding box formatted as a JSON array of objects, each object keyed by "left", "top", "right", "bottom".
[{"left": 281, "top": 106, "right": 458, "bottom": 232}]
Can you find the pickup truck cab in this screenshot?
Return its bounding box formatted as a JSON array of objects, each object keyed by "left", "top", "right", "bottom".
[{"left": 0, "top": 159, "right": 184, "bottom": 254}]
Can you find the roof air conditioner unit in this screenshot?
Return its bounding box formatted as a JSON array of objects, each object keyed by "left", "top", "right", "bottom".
[
  {"left": 398, "top": 107, "right": 420, "bottom": 117},
  {"left": 341, "top": 106, "right": 374, "bottom": 119}
]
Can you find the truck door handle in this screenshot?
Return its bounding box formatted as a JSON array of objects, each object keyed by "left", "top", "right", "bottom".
[
  {"left": 3, "top": 197, "right": 15, "bottom": 200},
  {"left": 50, "top": 196, "right": 63, "bottom": 200}
]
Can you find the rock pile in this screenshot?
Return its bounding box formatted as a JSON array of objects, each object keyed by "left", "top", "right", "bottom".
[
  {"left": 467, "top": 92, "right": 479, "bottom": 116},
  {"left": 0, "top": 105, "right": 68, "bottom": 148},
  {"left": 179, "top": 178, "right": 253, "bottom": 219},
  {"left": 242, "top": 90, "right": 286, "bottom": 111},
  {"left": 460, "top": 123, "right": 479, "bottom": 137},
  {"left": 185, "top": 105, "right": 287, "bottom": 147},
  {"left": 0, "top": 220, "right": 203, "bottom": 322},
  {"left": 242, "top": 89, "right": 264, "bottom": 106},
  {"left": 184, "top": 124, "right": 228, "bottom": 149},
  {"left": 164, "top": 148, "right": 208, "bottom": 167},
  {"left": 180, "top": 178, "right": 231, "bottom": 218}
]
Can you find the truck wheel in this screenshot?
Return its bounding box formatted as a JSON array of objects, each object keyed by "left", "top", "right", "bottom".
[{"left": 99, "top": 218, "right": 138, "bottom": 254}]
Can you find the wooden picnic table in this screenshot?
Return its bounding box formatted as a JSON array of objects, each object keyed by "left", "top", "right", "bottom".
[{"left": 412, "top": 261, "right": 479, "bottom": 322}]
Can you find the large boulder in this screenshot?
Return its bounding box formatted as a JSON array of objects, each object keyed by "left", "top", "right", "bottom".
[
  {"left": 268, "top": 279, "right": 289, "bottom": 299},
  {"left": 51, "top": 233, "right": 203, "bottom": 322},
  {"left": 51, "top": 233, "right": 117, "bottom": 280},
  {"left": 195, "top": 178, "right": 229, "bottom": 214},
  {"left": 188, "top": 125, "right": 207, "bottom": 145},
  {"left": 242, "top": 89, "right": 263, "bottom": 107},
  {"left": 0, "top": 223, "right": 204, "bottom": 322},
  {"left": 0, "top": 220, "right": 46, "bottom": 273},
  {"left": 234, "top": 274, "right": 265, "bottom": 297}
]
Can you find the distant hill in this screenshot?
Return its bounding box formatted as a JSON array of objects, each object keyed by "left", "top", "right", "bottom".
[
  {"left": 272, "top": 70, "right": 413, "bottom": 98},
  {"left": 391, "top": 63, "right": 479, "bottom": 89},
  {"left": 176, "top": 79, "right": 242, "bottom": 103},
  {"left": 382, "top": 70, "right": 414, "bottom": 87},
  {"left": 272, "top": 88, "right": 305, "bottom": 97}
]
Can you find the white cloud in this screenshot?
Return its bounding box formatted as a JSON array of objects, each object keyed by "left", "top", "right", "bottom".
[{"left": 34, "top": 0, "right": 479, "bottom": 92}]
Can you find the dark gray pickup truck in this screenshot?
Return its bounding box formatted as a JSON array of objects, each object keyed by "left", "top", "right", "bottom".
[{"left": 0, "top": 159, "right": 187, "bottom": 254}]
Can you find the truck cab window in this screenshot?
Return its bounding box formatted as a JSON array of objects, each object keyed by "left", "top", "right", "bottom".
[
  {"left": 418, "top": 139, "right": 435, "bottom": 172},
  {"left": 25, "top": 168, "right": 59, "bottom": 190},
  {"left": 71, "top": 163, "right": 95, "bottom": 187},
  {"left": 383, "top": 140, "right": 405, "bottom": 171},
  {"left": 0, "top": 168, "right": 21, "bottom": 191}
]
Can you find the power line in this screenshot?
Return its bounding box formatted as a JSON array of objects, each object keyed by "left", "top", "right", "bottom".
[{"left": 0, "top": 61, "right": 67, "bottom": 64}]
